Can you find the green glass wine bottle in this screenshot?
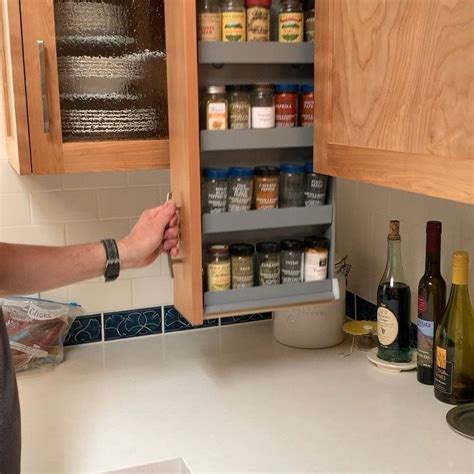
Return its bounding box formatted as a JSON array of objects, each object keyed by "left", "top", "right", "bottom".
[{"left": 434, "top": 251, "right": 474, "bottom": 404}]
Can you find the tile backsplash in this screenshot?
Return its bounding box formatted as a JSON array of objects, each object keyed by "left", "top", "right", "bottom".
[{"left": 336, "top": 179, "right": 474, "bottom": 322}]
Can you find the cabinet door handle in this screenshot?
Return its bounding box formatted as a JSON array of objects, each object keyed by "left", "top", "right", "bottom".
[
  {"left": 166, "top": 191, "right": 182, "bottom": 279},
  {"left": 0, "top": 2, "right": 11, "bottom": 137},
  {"left": 37, "top": 40, "right": 50, "bottom": 133}
]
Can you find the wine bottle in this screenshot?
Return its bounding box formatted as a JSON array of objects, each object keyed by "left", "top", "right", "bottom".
[
  {"left": 434, "top": 251, "right": 474, "bottom": 404},
  {"left": 417, "top": 221, "right": 447, "bottom": 385},
  {"left": 377, "top": 220, "right": 412, "bottom": 362}
]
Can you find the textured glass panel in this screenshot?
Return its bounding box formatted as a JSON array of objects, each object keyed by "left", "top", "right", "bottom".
[{"left": 54, "top": 0, "right": 168, "bottom": 142}]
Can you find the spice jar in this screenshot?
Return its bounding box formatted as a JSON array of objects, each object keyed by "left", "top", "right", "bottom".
[
  {"left": 254, "top": 165, "right": 279, "bottom": 209},
  {"left": 227, "top": 167, "right": 254, "bottom": 212},
  {"left": 203, "top": 86, "right": 228, "bottom": 130},
  {"left": 257, "top": 241, "right": 281, "bottom": 286},
  {"left": 230, "top": 243, "right": 255, "bottom": 289},
  {"left": 222, "top": 0, "right": 246, "bottom": 42},
  {"left": 228, "top": 85, "right": 251, "bottom": 129},
  {"left": 279, "top": 163, "right": 305, "bottom": 207},
  {"left": 207, "top": 245, "right": 231, "bottom": 292},
  {"left": 198, "top": 0, "right": 222, "bottom": 41},
  {"left": 202, "top": 168, "right": 229, "bottom": 214},
  {"left": 304, "top": 237, "right": 329, "bottom": 282},
  {"left": 281, "top": 240, "right": 304, "bottom": 283},
  {"left": 304, "top": 162, "right": 328, "bottom": 206},
  {"left": 300, "top": 84, "right": 314, "bottom": 126},
  {"left": 275, "top": 84, "right": 299, "bottom": 127},
  {"left": 246, "top": 0, "right": 271, "bottom": 42},
  {"left": 251, "top": 84, "right": 275, "bottom": 129},
  {"left": 304, "top": 0, "right": 315, "bottom": 42},
  {"left": 279, "top": 0, "right": 304, "bottom": 43}
]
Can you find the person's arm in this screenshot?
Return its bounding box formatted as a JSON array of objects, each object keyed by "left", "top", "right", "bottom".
[{"left": 0, "top": 201, "right": 179, "bottom": 297}]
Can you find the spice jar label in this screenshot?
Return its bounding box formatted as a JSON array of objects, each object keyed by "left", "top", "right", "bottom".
[
  {"left": 279, "top": 13, "right": 303, "bottom": 42},
  {"left": 247, "top": 7, "right": 270, "bottom": 41},
  {"left": 208, "top": 261, "right": 231, "bottom": 291},
  {"left": 301, "top": 98, "right": 314, "bottom": 126},
  {"left": 275, "top": 101, "right": 298, "bottom": 127},
  {"left": 222, "top": 12, "right": 246, "bottom": 42},
  {"left": 228, "top": 182, "right": 252, "bottom": 211},
  {"left": 207, "top": 102, "right": 227, "bottom": 130},
  {"left": 251, "top": 106, "right": 275, "bottom": 129},
  {"left": 305, "top": 16, "right": 315, "bottom": 42},
  {"left": 230, "top": 102, "right": 250, "bottom": 129},
  {"left": 304, "top": 250, "right": 328, "bottom": 281},
  {"left": 199, "top": 13, "right": 222, "bottom": 41},
  {"left": 259, "top": 261, "right": 281, "bottom": 286},
  {"left": 255, "top": 180, "right": 279, "bottom": 209}
]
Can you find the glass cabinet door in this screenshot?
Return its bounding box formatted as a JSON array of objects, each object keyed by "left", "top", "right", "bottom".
[{"left": 53, "top": 0, "right": 168, "bottom": 142}]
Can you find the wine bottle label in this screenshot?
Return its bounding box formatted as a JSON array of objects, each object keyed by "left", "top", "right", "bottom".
[
  {"left": 377, "top": 306, "right": 399, "bottom": 346},
  {"left": 434, "top": 346, "right": 454, "bottom": 395},
  {"left": 417, "top": 318, "right": 435, "bottom": 367}
]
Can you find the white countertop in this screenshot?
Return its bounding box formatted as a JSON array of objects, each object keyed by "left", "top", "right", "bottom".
[{"left": 17, "top": 321, "right": 473, "bottom": 473}]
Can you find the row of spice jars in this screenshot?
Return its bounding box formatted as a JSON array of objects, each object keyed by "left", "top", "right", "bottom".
[
  {"left": 206, "top": 237, "right": 329, "bottom": 292},
  {"left": 202, "top": 163, "right": 328, "bottom": 213},
  {"left": 198, "top": 0, "right": 315, "bottom": 43},
  {"left": 203, "top": 83, "right": 314, "bottom": 130}
]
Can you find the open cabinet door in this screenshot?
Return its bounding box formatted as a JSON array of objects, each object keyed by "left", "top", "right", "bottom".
[
  {"left": 0, "top": 0, "right": 30, "bottom": 174},
  {"left": 164, "top": 0, "right": 203, "bottom": 324}
]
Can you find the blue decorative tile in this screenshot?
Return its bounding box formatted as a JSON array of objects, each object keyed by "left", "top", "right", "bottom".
[
  {"left": 345, "top": 291, "right": 356, "bottom": 319},
  {"left": 164, "top": 306, "right": 218, "bottom": 332},
  {"left": 356, "top": 296, "right": 377, "bottom": 321},
  {"left": 65, "top": 315, "right": 102, "bottom": 346},
  {"left": 221, "top": 312, "right": 273, "bottom": 326},
  {"left": 104, "top": 307, "right": 162, "bottom": 341}
]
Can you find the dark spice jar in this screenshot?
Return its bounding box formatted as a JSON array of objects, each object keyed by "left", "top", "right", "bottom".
[
  {"left": 304, "top": 162, "right": 328, "bottom": 206},
  {"left": 300, "top": 84, "right": 314, "bottom": 126},
  {"left": 256, "top": 241, "right": 281, "bottom": 286},
  {"left": 275, "top": 84, "right": 299, "bottom": 127},
  {"left": 281, "top": 239, "right": 304, "bottom": 283},
  {"left": 230, "top": 243, "right": 255, "bottom": 289}
]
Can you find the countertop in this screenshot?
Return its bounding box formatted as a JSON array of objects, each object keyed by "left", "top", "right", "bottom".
[{"left": 17, "top": 321, "right": 473, "bottom": 473}]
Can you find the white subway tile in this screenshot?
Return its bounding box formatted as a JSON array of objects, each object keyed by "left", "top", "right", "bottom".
[
  {"left": 0, "top": 194, "right": 31, "bottom": 226},
  {"left": 0, "top": 161, "right": 62, "bottom": 193},
  {"left": 127, "top": 169, "right": 170, "bottom": 186},
  {"left": 39, "top": 286, "right": 70, "bottom": 303},
  {"left": 0, "top": 224, "right": 65, "bottom": 246},
  {"left": 31, "top": 190, "right": 97, "bottom": 223},
  {"left": 69, "top": 279, "right": 132, "bottom": 314},
  {"left": 98, "top": 187, "right": 160, "bottom": 219},
  {"left": 62, "top": 172, "right": 127, "bottom": 190},
  {"left": 65, "top": 219, "right": 130, "bottom": 245},
  {"left": 132, "top": 276, "right": 173, "bottom": 308}
]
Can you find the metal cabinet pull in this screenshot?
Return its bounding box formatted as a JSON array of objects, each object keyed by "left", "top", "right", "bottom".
[{"left": 37, "top": 40, "right": 50, "bottom": 133}]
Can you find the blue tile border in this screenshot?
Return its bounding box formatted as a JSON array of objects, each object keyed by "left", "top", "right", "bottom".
[
  {"left": 221, "top": 313, "right": 273, "bottom": 326},
  {"left": 65, "top": 315, "right": 102, "bottom": 346},
  {"left": 355, "top": 295, "right": 377, "bottom": 321},
  {"left": 104, "top": 307, "right": 162, "bottom": 341},
  {"left": 164, "top": 305, "right": 218, "bottom": 333}
]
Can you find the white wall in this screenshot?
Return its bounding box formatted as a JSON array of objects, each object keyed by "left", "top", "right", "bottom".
[
  {"left": 336, "top": 179, "right": 474, "bottom": 321},
  {"left": 0, "top": 152, "right": 174, "bottom": 314}
]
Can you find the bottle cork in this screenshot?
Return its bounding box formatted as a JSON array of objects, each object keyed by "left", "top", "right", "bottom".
[
  {"left": 388, "top": 220, "right": 401, "bottom": 240},
  {"left": 452, "top": 251, "right": 469, "bottom": 285}
]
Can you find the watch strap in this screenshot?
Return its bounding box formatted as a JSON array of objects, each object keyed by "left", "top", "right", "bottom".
[{"left": 102, "top": 239, "right": 121, "bottom": 282}]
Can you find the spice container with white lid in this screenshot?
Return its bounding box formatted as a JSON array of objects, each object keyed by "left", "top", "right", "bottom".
[
  {"left": 251, "top": 84, "right": 275, "bottom": 129},
  {"left": 257, "top": 241, "right": 281, "bottom": 286},
  {"left": 281, "top": 240, "right": 305, "bottom": 283},
  {"left": 304, "top": 237, "right": 329, "bottom": 281},
  {"left": 207, "top": 245, "right": 231, "bottom": 292},
  {"left": 227, "top": 167, "right": 254, "bottom": 212},
  {"left": 203, "top": 86, "right": 228, "bottom": 130},
  {"left": 202, "top": 168, "right": 229, "bottom": 214},
  {"left": 279, "top": 163, "right": 305, "bottom": 208},
  {"left": 230, "top": 243, "right": 255, "bottom": 289}
]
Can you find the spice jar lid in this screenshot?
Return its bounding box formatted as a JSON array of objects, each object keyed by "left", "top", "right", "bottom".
[
  {"left": 304, "top": 236, "right": 329, "bottom": 249},
  {"left": 246, "top": 0, "right": 272, "bottom": 6},
  {"left": 280, "top": 163, "right": 305, "bottom": 174},
  {"left": 254, "top": 165, "right": 280, "bottom": 177},
  {"left": 253, "top": 83, "right": 274, "bottom": 91},
  {"left": 300, "top": 84, "right": 314, "bottom": 94},
  {"left": 230, "top": 243, "right": 255, "bottom": 256},
  {"left": 275, "top": 84, "right": 300, "bottom": 94},
  {"left": 256, "top": 241, "right": 280, "bottom": 254},
  {"left": 203, "top": 167, "right": 229, "bottom": 180},
  {"left": 206, "top": 85, "right": 226, "bottom": 94},
  {"left": 229, "top": 167, "right": 254, "bottom": 179},
  {"left": 281, "top": 240, "right": 305, "bottom": 251},
  {"left": 208, "top": 244, "right": 229, "bottom": 256},
  {"left": 304, "top": 162, "right": 314, "bottom": 173}
]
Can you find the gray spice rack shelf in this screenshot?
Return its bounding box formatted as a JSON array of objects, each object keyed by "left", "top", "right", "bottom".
[
  {"left": 200, "top": 127, "right": 313, "bottom": 151},
  {"left": 203, "top": 205, "right": 333, "bottom": 235},
  {"left": 198, "top": 41, "right": 314, "bottom": 64},
  {"left": 204, "top": 279, "right": 336, "bottom": 315}
]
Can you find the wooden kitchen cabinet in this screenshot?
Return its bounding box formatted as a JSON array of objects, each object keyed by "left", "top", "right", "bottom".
[
  {"left": 315, "top": 0, "right": 474, "bottom": 205},
  {"left": 1, "top": 0, "right": 170, "bottom": 174}
]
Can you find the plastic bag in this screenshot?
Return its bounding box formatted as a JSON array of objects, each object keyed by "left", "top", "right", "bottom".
[{"left": 1, "top": 297, "right": 82, "bottom": 372}]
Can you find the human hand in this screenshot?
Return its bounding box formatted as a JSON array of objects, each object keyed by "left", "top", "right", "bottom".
[{"left": 118, "top": 201, "right": 179, "bottom": 269}]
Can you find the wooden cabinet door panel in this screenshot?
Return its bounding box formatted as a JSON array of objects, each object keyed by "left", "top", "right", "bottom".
[
  {"left": 316, "top": 0, "right": 474, "bottom": 204},
  {"left": 164, "top": 0, "right": 203, "bottom": 324}
]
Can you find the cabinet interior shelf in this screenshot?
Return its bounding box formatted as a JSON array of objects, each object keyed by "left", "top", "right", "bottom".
[
  {"left": 198, "top": 41, "right": 314, "bottom": 64},
  {"left": 204, "top": 279, "right": 336, "bottom": 315},
  {"left": 203, "top": 205, "right": 333, "bottom": 235},
  {"left": 200, "top": 127, "right": 313, "bottom": 151}
]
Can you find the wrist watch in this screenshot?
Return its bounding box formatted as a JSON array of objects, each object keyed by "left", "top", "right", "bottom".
[{"left": 101, "top": 239, "right": 121, "bottom": 282}]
